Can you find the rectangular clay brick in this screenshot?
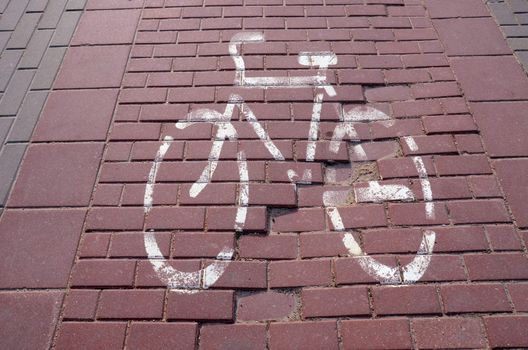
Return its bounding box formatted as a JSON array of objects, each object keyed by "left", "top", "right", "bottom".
[
  {"left": 269, "top": 259, "right": 332, "bottom": 287},
  {"left": 98, "top": 290, "right": 165, "bottom": 319},
  {"left": 167, "top": 290, "right": 234, "bottom": 320}
]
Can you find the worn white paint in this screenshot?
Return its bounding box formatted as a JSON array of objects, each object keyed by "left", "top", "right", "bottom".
[
  {"left": 355, "top": 181, "right": 415, "bottom": 203},
  {"left": 287, "top": 169, "right": 313, "bottom": 184},
  {"left": 412, "top": 156, "right": 434, "bottom": 219},
  {"left": 403, "top": 136, "right": 418, "bottom": 152},
  {"left": 143, "top": 33, "right": 439, "bottom": 290},
  {"left": 235, "top": 151, "right": 249, "bottom": 232},
  {"left": 306, "top": 94, "right": 324, "bottom": 162},
  {"left": 324, "top": 125, "right": 437, "bottom": 284},
  {"left": 322, "top": 190, "right": 350, "bottom": 207},
  {"left": 144, "top": 136, "right": 173, "bottom": 213}
]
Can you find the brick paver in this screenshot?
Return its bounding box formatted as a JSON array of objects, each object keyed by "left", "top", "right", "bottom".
[{"left": 1, "top": 0, "right": 528, "bottom": 349}]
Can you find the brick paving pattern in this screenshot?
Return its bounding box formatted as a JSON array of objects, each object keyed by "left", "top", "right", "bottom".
[
  {"left": 487, "top": 0, "right": 528, "bottom": 72},
  {"left": 1, "top": 0, "right": 528, "bottom": 349},
  {"left": 0, "top": 0, "right": 86, "bottom": 212}
]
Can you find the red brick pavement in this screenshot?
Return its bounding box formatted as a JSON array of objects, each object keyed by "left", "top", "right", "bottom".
[{"left": 1, "top": 0, "right": 528, "bottom": 349}]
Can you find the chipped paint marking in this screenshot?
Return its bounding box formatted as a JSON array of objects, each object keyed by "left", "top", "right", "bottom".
[{"left": 354, "top": 181, "right": 415, "bottom": 203}]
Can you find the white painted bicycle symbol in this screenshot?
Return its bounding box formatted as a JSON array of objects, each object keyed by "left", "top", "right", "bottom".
[{"left": 143, "top": 32, "right": 437, "bottom": 292}]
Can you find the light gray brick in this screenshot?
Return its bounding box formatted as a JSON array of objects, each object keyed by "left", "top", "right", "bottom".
[
  {"left": 50, "top": 11, "right": 81, "bottom": 46},
  {"left": 31, "top": 47, "right": 66, "bottom": 90},
  {"left": 516, "top": 13, "right": 528, "bottom": 24},
  {"left": 0, "top": 143, "right": 27, "bottom": 205},
  {"left": 6, "top": 13, "right": 42, "bottom": 49},
  {"left": 0, "top": 0, "right": 31, "bottom": 30},
  {"left": 66, "top": 0, "right": 86, "bottom": 10},
  {"left": 515, "top": 50, "right": 528, "bottom": 71},
  {"left": 19, "top": 30, "right": 54, "bottom": 69},
  {"left": 507, "top": 0, "right": 528, "bottom": 13},
  {"left": 8, "top": 91, "right": 48, "bottom": 142},
  {"left": 0, "top": 117, "right": 13, "bottom": 145},
  {"left": 0, "top": 70, "right": 35, "bottom": 116},
  {"left": 27, "top": 0, "right": 50, "bottom": 12},
  {"left": 0, "top": 0, "right": 10, "bottom": 13},
  {"left": 38, "top": 0, "right": 69, "bottom": 29},
  {"left": 502, "top": 25, "right": 528, "bottom": 37},
  {"left": 508, "top": 37, "right": 528, "bottom": 50},
  {"left": 489, "top": 2, "right": 519, "bottom": 25},
  {"left": 0, "top": 50, "right": 23, "bottom": 92},
  {"left": 0, "top": 32, "right": 10, "bottom": 52}
]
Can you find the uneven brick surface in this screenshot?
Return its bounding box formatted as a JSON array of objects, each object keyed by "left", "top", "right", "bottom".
[{"left": 1, "top": 0, "right": 528, "bottom": 348}]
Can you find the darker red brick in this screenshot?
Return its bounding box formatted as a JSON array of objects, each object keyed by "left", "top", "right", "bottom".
[
  {"left": 341, "top": 318, "right": 412, "bottom": 350},
  {"left": 200, "top": 324, "right": 266, "bottom": 350},
  {"left": 486, "top": 225, "right": 523, "bottom": 251},
  {"left": 448, "top": 199, "right": 510, "bottom": 224},
  {"left": 146, "top": 207, "right": 205, "bottom": 230},
  {"left": 464, "top": 253, "right": 528, "bottom": 281},
  {"left": 434, "top": 18, "right": 511, "bottom": 56},
  {"left": 413, "top": 317, "right": 486, "bottom": 349},
  {"left": 110, "top": 232, "right": 171, "bottom": 258},
  {"left": 484, "top": 316, "right": 528, "bottom": 348},
  {"left": 435, "top": 155, "right": 491, "bottom": 175},
  {"left": 507, "top": 283, "right": 528, "bottom": 311},
  {"left": 208, "top": 261, "right": 267, "bottom": 289},
  {"left": 269, "top": 259, "right": 332, "bottom": 287},
  {"left": 451, "top": 56, "right": 528, "bottom": 101},
  {"left": 237, "top": 291, "right": 295, "bottom": 321},
  {"left": 269, "top": 321, "right": 338, "bottom": 349},
  {"left": 56, "top": 322, "right": 127, "bottom": 350},
  {"left": 302, "top": 286, "right": 370, "bottom": 318},
  {"left": 272, "top": 208, "right": 326, "bottom": 232},
  {"left": 79, "top": 233, "right": 110, "bottom": 258},
  {"left": 300, "top": 232, "right": 348, "bottom": 257},
  {"left": 71, "top": 260, "right": 136, "bottom": 287},
  {"left": 98, "top": 290, "right": 165, "bottom": 319},
  {"left": 86, "top": 207, "right": 144, "bottom": 230},
  {"left": 0, "top": 291, "right": 63, "bottom": 350},
  {"left": 167, "top": 290, "right": 234, "bottom": 320},
  {"left": 207, "top": 206, "right": 267, "bottom": 231},
  {"left": 494, "top": 159, "right": 528, "bottom": 228},
  {"left": 372, "top": 285, "right": 441, "bottom": 315},
  {"left": 9, "top": 143, "right": 103, "bottom": 207},
  {"left": 172, "top": 232, "right": 234, "bottom": 258},
  {"left": 127, "top": 322, "right": 197, "bottom": 350},
  {"left": 0, "top": 210, "right": 85, "bottom": 288},
  {"left": 441, "top": 283, "right": 511, "bottom": 313},
  {"left": 238, "top": 234, "right": 298, "bottom": 259},
  {"left": 63, "top": 290, "right": 99, "bottom": 320}
]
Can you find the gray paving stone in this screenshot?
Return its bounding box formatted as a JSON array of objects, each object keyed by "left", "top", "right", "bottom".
[
  {"left": 516, "top": 50, "right": 528, "bottom": 70},
  {"left": 66, "top": 0, "right": 86, "bottom": 10},
  {"left": 38, "top": 0, "right": 69, "bottom": 29},
  {"left": 0, "top": 117, "right": 13, "bottom": 145},
  {"left": 6, "top": 13, "right": 42, "bottom": 49},
  {"left": 0, "top": 32, "right": 10, "bottom": 52},
  {"left": 0, "top": 50, "right": 23, "bottom": 92},
  {"left": 0, "top": 0, "right": 10, "bottom": 13},
  {"left": 50, "top": 11, "right": 81, "bottom": 47},
  {"left": 8, "top": 91, "right": 48, "bottom": 142},
  {"left": 489, "top": 2, "right": 519, "bottom": 25},
  {"left": 31, "top": 46, "right": 66, "bottom": 90},
  {"left": 0, "top": 70, "right": 35, "bottom": 116},
  {"left": 507, "top": 0, "right": 528, "bottom": 13},
  {"left": 27, "top": 0, "right": 51, "bottom": 12},
  {"left": 19, "top": 29, "right": 54, "bottom": 69},
  {"left": 0, "top": 143, "right": 27, "bottom": 205},
  {"left": 502, "top": 25, "right": 528, "bottom": 37},
  {"left": 508, "top": 38, "right": 528, "bottom": 50},
  {"left": 516, "top": 13, "right": 528, "bottom": 24},
  {"left": 0, "top": 0, "right": 31, "bottom": 31}
]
